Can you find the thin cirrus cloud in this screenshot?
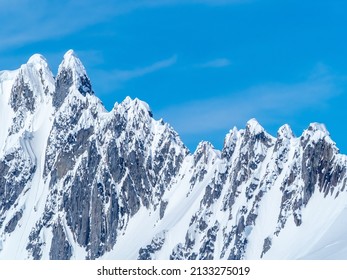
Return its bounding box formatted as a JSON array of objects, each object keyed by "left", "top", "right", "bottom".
[
  {"left": 94, "top": 55, "right": 178, "bottom": 91},
  {"left": 0, "top": 1, "right": 111, "bottom": 51},
  {"left": 0, "top": 0, "right": 249, "bottom": 51},
  {"left": 159, "top": 65, "right": 341, "bottom": 136},
  {"left": 198, "top": 58, "right": 231, "bottom": 68},
  {"left": 113, "top": 55, "right": 177, "bottom": 82}
]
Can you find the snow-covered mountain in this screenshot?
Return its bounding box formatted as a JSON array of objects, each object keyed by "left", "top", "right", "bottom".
[{"left": 1, "top": 50, "right": 347, "bottom": 260}]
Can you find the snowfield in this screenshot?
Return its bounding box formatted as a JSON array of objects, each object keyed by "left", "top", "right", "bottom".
[{"left": 0, "top": 50, "right": 347, "bottom": 260}]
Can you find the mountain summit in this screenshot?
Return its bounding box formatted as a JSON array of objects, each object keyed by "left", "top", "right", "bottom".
[{"left": 0, "top": 52, "right": 347, "bottom": 260}]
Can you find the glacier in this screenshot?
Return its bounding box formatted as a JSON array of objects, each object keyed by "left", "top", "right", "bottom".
[{"left": 0, "top": 50, "right": 347, "bottom": 260}]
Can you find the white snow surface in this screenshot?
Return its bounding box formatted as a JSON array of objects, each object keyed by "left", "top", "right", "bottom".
[{"left": 1, "top": 51, "right": 347, "bottom": 260}]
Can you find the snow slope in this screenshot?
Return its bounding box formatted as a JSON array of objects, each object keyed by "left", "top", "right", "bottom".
[{"left": 1, "top": 51, "right": 347, "bottom": 260}]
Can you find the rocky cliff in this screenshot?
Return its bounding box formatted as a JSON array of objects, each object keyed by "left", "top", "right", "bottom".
[{"left": 0, "top": 51, "right": 346, "bottom": 259}]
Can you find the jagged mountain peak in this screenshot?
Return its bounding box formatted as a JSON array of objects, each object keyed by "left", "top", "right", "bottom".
[
  {"left": 195, "top": 141, "right": 216, "bottom": 154},
  {"left": 122, "top": 96, "right": 149, "bottom": 109},
  {"left": 53, "top": 50, "right": 92, "bottom": 108},
  {"left": 23, "top": 54, "right": 54, "bottom": 88},
  {"left": 246, "top": 118, "right": 264, "bottom": 135},
  {"left": 58, "top": 49, "right": 84, "bottom": 73},
  {"left": 222, "top": 127, "right": 240, "bottom": 160},
  {"left": 20, "top": 53, "right": 53, "bottom": 79},
  {"left": 277, "top": 124, "right": 295, "bottom": 139},
  {"left": 27, "top": 53, "right": 48, "bottom": 67},
  {"left": 243, "top": 118, "right": 275, "bottom": 150},
  {"left": 226, "top": 126, "right": 239, "bottom": 138},
  {"left": 223, "top": 126, "right": 239, "bottom": 147},
  {"left": 116, "top": 96, "right": 153, "bottom": 118},
  {"left": 301, "top": 122, "right": 336, "bottom": 147},
  {"left": 64, "top": 49, "right": 77, "bottom": 59},
  {"left": 307, "top": 122, "right": 329, "bottom": 135},
  {"left": 7, "top": 53, "right": 55, "bottom": 119},
  {"left": 2, "top": 51, "right": 347, "bottom": 261},
  {"left": 193, "top": 141, "right": 220, "bottom": 166}
]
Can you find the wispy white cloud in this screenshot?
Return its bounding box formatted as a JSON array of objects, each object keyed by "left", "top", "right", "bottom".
[
  {"left": 93, "top": 55, "right": 177, "bottom": 91},
  {"left": 158, "top": 64, "right": 342, "bottom": 135},
  {"left": 0, "top": 0, "right": 249, "bottom": 51},
  {"left": 0, "top": 1, "right": 114, "bottom": 51},
  {"left": 198, "top": 58, "right": 231, "bottom": 68},
  {"left": 112, "top": 55, "right": 177, "bottom": 82}
]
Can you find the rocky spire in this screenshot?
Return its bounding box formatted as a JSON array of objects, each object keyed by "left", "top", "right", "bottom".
[
  {"left": 246, "top": 118, "right": 264, "bottom": 135},
  {"left": 53, "top": 50, "right": 92, "bottom": 109}
]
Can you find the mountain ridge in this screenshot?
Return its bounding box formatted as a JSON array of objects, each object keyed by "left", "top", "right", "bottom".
[{"left": 0, "top": 50, "right": 346, "bottom": 260}]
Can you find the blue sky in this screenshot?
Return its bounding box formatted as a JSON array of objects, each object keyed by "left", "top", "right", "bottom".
[{"left": 1, "top": 0, "right": 347, "bottom": 152}]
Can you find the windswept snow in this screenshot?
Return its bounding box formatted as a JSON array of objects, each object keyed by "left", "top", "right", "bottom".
[{"left": 1, "top": 51, "right": 347, "bottom": 260}]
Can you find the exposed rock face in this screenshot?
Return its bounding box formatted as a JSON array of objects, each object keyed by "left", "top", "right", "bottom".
[
  {"left": 138, "top": 231, "right": 166, "bottom": 260},
  {"left": 53, "top": 50, "right": 92, "bottom": 109},
  {"left": 0, "top": 51, "right": 347, "bottom": 260},
  {"left": 49, "top": 219, "right": 72, "bottom": 260}
]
